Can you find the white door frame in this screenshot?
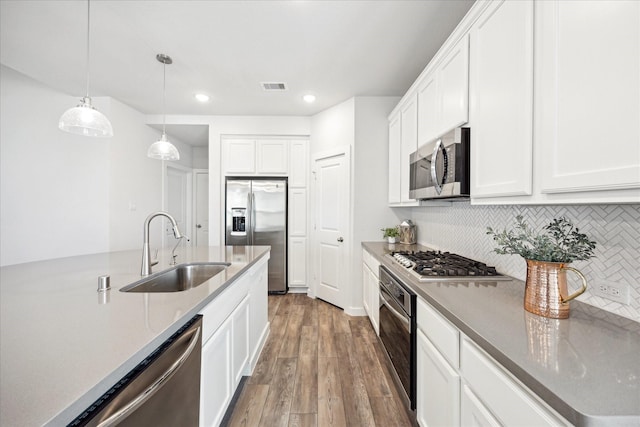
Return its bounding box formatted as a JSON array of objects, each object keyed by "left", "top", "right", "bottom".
[
  {"left": 193, "top": 168, "right": 209, "bottom": 247},
  {"left": 163, "top": 162, "right": 193, "bottom": 248},
  {"left": 310, "top": 145, "right": 351, "bottom": 307}
]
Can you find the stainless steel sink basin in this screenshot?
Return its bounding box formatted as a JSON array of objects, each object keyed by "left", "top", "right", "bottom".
[{"left": 120, "top": 262, "right": 230, "bottom": 293}]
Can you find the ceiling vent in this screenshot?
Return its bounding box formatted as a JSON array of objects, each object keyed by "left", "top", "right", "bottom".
[{"left": 261, "top": 82, "right": 287, "bottom": 91}]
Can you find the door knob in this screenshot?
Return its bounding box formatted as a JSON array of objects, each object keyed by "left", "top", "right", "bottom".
[
  {"left": 337, "top": 237, "right": 344, "bottom": 242},
  {"left": 196, "top": 224, "right": 202, "bottom": 228}
]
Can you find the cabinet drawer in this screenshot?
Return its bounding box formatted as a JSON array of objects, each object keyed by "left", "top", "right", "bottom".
[
  {"left": 362, "top": 249, "right": 380, "bottom": 276},
  {"left": 199, "top": 272, "right": 251, "bottom": 343},
  {"left": 460, "top": 337, "right": 569, "bottom": 426},
  {"left": 416, "top": 297, "right": 459, "bottom": 369}
]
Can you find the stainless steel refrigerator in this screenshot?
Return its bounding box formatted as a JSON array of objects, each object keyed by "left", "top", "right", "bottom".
[{"left": 225, "top": 178, "right": 287, "bottom": 293}]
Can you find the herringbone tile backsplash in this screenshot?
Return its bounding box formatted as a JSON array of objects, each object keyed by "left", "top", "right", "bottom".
[{"left": 408, "top": 203, "right": 640, "bottom": 322}]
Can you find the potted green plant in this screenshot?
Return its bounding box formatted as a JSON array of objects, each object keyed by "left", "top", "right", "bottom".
[
  {"left": 381, "top": 226, "right": 400, "bottom": 244},
  {"left": 486, "top": 215, "right": 597, "bottom": 319}
]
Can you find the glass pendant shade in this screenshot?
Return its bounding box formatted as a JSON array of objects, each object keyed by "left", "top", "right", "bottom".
[
  {"left": 58, "top": 97, "right": 113, "bottom": 137},
  {"left": 147, "top": 132, "right": 180, "bottom": 161}
]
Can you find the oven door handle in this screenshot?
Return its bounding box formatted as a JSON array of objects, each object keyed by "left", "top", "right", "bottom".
[{"left": 379, "top": 285, "right": 410, "bottom": 329}]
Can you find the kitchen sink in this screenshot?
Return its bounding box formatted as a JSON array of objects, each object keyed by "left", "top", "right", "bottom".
[{"left": 120, "top": 262, "right": 230, "bottom": 293}]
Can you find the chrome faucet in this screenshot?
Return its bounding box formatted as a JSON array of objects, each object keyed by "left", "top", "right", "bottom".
[
  {"left": 170, "top": 235, "right": 190, "bottom": 265},
  {"left": 141, "top": 211, "right": 183, "bottom": 276}
]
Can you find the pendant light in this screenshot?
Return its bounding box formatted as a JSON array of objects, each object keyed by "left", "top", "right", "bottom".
[
  {"left": 147, "top": 54, "right": 180, "bottom": 161},
  {"left": 58, "top": 0, "right": 113, "bottom": 137}
]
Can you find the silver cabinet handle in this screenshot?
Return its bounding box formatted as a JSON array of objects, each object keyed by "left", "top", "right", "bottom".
[
  {"left": 337, "top": 237, "right": 344, "bottom": 242},
  {"left": 97, "top": 326, "right": 201, "bottom": 427}
]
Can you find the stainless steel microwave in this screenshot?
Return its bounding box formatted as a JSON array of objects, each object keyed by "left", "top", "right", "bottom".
[{"left": 409, "top": 127, "right": 470, "bottom": 200}]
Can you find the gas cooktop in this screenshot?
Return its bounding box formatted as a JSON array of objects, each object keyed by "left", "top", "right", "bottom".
[{"left": 387, "top": 250, "right": 510, "bottom": 282}]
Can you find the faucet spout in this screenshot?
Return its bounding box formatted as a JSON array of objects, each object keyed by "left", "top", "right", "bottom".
[{"left": 141, "top": 211, "right": 183, "bottom": 276}]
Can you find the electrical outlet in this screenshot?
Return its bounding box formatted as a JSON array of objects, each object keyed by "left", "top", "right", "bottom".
[{"left": 593, "top": 282, "right": 630, "bottom": 304}]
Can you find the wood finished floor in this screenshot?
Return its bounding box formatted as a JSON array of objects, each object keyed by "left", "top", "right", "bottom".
[{"left": 225, "top": 293, "right": 414, "bottom": 427}]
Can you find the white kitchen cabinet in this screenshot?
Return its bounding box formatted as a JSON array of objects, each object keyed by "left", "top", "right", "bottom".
[
  {"left": 460, "top": 337, "right": 570, "bottom": 427},
  {"left": 470, "top": 0, "right": 534, "bottom": 198},
  {"left": 289, "top": 140, "right": 308, "bottom": 188},
  {"left": 416, "top": 297, "right": 460, "bottom": 427},
  {"left": 417, "top": 35, "right": 469, "bottom": 147},
  {"left": 289, "top": 237, "right": 307, "bottom": 289},
  {"left": 222, "top": 139, "right": 292, "bottom": 176},
  {"left": 256, "top": 139, "right": 289, "bottom": 175},
  {"left": 388, "top": 112, "right": 402, "bottom": 205},
  {"left": 417, "top": 328, "right": 461, "bottom": 427},
  {"left": 223, "top": 139, "right": 256, "bottom": 174},
  {"left": 400, "top": 94, "right": 419, "bottom": 205},
  {"left": 361, "top": 248, "right": 380, "bottom": 335},
  {"left": 535, "top": 0, "right": 640, "bottom": 197},
  {"left": 288, "top": 188, "right": 307, "bottom": 236},
  {"left": 200, "top": 315, "right": 232, "bottom": 427},
  {"left": 460, "top": 384, "right": 501, "bottom": 427},
  {"left": 199, "top": 257, "right": 269, "bottom": 427}
]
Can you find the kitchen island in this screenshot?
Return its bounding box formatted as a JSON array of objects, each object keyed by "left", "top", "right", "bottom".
[
  {"left": 364, "top": 242, "right": 640, "bottom": 427},
  {"left": 0, "top": 245, "right": 270, "bottom": 426}
]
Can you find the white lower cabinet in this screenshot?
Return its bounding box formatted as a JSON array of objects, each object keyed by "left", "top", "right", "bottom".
[
  {"left": 362, "top": 248, "right": 380, "bottom": 334},
  {"left": 416, "top": 328, "right": 460, "bottom": 427},
  {"left": 461, "top": 384, "right": 501, "bottom": 427},
  {"left": 199, "top": 257, "right": 269, "bottom": 427},
  {"left": 416, "top": 296, "right": 570, "bottom": 427},
  {"left": 200, "top": 315, "right": 233, "bottom": 427}
]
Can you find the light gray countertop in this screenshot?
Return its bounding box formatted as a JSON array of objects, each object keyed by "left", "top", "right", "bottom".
[
  {"left": 0, "top": 246, "right": 270, "bottom": 427},
  {"left": 363, "top": 242, "right": 640, "bottom": 427}
]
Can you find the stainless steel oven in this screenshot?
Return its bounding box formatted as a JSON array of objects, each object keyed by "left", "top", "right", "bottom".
[{"left": 379, "top": 265, "right": 416, "bottom": 410}]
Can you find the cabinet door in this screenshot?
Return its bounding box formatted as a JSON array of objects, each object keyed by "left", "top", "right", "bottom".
[
  {"left": 470, "top": 0, "right": 534, "bottom": 198},
  {"left": 416, "top": 329, "right": 461, "bottom": 427},
  {"left": 400, "top": 95, "right": 418, "bottom": 203},
  {"left": 417, "top": 72, "right": 440, "bottom": 146},
  {"left": 388, "top": 113, "right": 402, "bottom": 205},
  {"left": 366, "top": 265, "right": 379, "bottom": 335},
  {"left": 249, "top": 259, "right": 269, "bottom": 370},
  {"left": 362, "top": 263, "right": 371, "bottom": 317},
  {"left": 200, "top": 318, "right": 232, "bottom": 427},
  {"left": 256, "top": 139, "right": 289, "bottom": 175},
  {"left": 289, "top": 140, "right": 308, "bottom": 187},
  {"left": 223, "top": 139, "right": 256, "bottom": 174},
  {"left": 232, "top": 296, "right": 250, "bottom": 386},
  {"left": 461, "top": 384, "right": 501, "bottom": 427},
  {"left": 288, "top": 188, "right": 307, "bottom": 236},
  {"left": 536, "top": 0, "right": 640, "bottom": 195},
  {"left": 289, "top": 237, "right": 307, "bottom": 288},
  {"left": 439, "top": 34, "right": 470, "bottom": 135}
]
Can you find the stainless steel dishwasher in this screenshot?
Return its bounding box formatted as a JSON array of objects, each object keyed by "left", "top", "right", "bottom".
[{"left": 69, "top": 315, "right": 202, "bottom": 427}]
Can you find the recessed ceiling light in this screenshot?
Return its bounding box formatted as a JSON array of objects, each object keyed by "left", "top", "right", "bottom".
[
  {"left": 303, "top": 94, "right": 316, "bottom": 103},
  {"left": 195, "top": 93, "right": 210, "bottom": 102}
]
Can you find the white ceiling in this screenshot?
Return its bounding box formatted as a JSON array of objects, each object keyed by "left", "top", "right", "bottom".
[{"left": 0, "top": 0, "right": 474, "bottom": 118}]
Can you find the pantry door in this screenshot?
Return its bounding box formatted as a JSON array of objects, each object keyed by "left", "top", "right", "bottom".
[{"left": 312, "top": 147, "right": 350, "bottom": 309}]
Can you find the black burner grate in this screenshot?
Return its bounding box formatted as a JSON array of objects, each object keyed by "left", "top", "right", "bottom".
[{"left": 392, "top": 251, "right": 500, "bottom": 277}]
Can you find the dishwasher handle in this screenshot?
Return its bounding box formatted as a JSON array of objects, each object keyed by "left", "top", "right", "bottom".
[{"left": 97, "top": 325, "right": 201, "bottom": 427}]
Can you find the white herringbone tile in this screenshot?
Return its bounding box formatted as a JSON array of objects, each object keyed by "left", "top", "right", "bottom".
[{"left": 410, "top": 203, "right": 640, "bottom": 322}]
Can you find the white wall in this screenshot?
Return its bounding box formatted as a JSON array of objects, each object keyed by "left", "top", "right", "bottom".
[
  {"left": 310, "top": 97, "right": 400, "bottom": 314},
  {"left": 1, "top": 65, "right": 109, "bottom": 265},
  {"left": 192, "top": 146, "right": 209, "bottom": 170}
]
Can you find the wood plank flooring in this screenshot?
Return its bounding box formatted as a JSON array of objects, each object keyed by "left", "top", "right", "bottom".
[{"left": 225, "top": 293, "right": 414, "bottom": 427}]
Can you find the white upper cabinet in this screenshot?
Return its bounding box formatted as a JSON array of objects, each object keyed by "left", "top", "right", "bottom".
[
  {"left": 470, "top": 0, "right": 534, "bottom": 198},
  {"left": 535, "top": 0, "right": 640, "bottom": 197},
  {"left": 417, "top": 35, "right": 470, "bottom": 147},
  {"left": 400, "top": 94, "right": 419, "bottom": 204},
  {"left": 256, "top": 139, "right": 289, "bottom": 175},
  {"left": 388, "top": 112, "right": 402, "bottom": 205},
  {"left": 289, "top": 140, "right": 308, "bottom": 187},
  {"left": 223, "top": 139, "right": 256, "bottom": 174},
  {"left": 223, "top": 139, "right": 295, "bottom": 176}
]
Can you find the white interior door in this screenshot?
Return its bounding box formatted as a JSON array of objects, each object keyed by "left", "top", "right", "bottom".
[
  {"left": 313, "top": 148, "right": 349, "bottom": 309},
  {"left": 165, "top": 165, "right": 192, "bottom": 247},
  {"left": 194, "top": 170, "right": 209, "bottom": 246}
]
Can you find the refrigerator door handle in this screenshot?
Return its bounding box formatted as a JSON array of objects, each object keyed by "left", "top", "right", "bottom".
[{"left": 247, "top": 192, "right": 252, "bottom": 245}]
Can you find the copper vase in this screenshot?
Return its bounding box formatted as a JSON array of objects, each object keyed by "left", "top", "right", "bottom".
[{"left": 524, "top": 259, "right": 587, "bottom": 319}]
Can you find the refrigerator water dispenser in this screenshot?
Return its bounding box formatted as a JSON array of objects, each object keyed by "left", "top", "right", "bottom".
[{"left": 231, "top": 208, "right": 246, "bottom": 236}]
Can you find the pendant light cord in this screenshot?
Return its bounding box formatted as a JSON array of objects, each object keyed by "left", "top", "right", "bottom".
[
  {"left": 162, "top": 61, "right": 167, "bottom": 135},
  {"left": 85, "top": 0, "right": 91, "bottom": 99}
]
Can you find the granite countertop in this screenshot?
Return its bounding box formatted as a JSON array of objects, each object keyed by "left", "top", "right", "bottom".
[
  {"left": 0, "top": 245, "right": 270, "bottom": 427},
  {"left": 363, "top": 242, "right": 640, "bottom": 427}
]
